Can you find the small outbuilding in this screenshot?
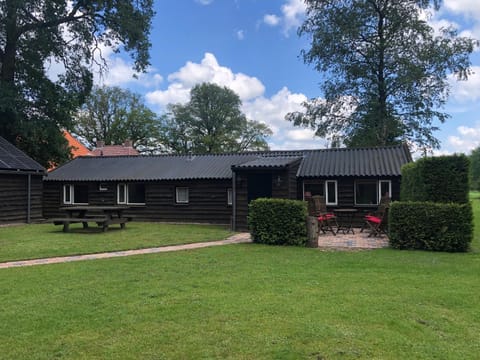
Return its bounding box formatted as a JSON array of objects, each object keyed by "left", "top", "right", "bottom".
[{"left": 0, "top": 136, "right": 46, "bottom": 224}]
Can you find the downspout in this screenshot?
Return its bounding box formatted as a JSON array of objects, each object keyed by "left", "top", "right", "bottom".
[
  {"left": 27, "top": 173, "right": 31, "bottom": 223},
  {"left": 232, "top": 171, "right": 236, "bottom": 231}
]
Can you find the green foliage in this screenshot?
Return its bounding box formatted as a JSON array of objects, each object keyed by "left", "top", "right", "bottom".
[
  {"left": 389, "top": 201, "right": 473, "bottom": 252},
  {"left": 73, "top": 86, "right": 161, "bottom": 154},
  {"left": 401, "top": 154, "right": 470, "bottom": 203},
  {"left": 469, "top": 147, "right": 480, "bottom": 190},
  {"left": 160, "top": 83, "right": 272, "bottom": 154},
  {"left": 248, "top": 198, "right": 307, "bottom": 246},
  {"left": 0, "top": 0, "right": 154, "bottom": 166},
  {"left": 287, "top": 0, "right": 478, "bottom": 150}
]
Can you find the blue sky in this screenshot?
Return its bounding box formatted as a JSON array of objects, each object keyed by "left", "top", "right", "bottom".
[{"left": 93, "top": 0, "right": 480, "bottom": 156}]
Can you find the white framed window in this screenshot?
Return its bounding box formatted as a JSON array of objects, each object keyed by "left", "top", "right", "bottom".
[
  {"left": 117, "top": 183, "right": 146, "bottom": 205},
  {"left": 379, "top": 180, "right": 392, "bottom": 200},
  {"left": 176, "top": 187, "right": 189, "bottom": 204},
  {"left": 227, "top": 188, "right": 233, "bottom": 205},
  {"left": 325, "top": 180, "right": 338, "bottom": 206},
  {"left": 63, "top": 184, "right": 88, "bottom": 204},
  {"left": 355, "top": 180, "right": 391, "bottom": 206}
]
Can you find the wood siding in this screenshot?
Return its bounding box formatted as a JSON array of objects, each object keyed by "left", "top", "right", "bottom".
[
  {"left": 43, "top": 179, "right": 233, "bottom": 225},
  {"left": 0, "top": 174, "right": 43, "bottom": 224}
]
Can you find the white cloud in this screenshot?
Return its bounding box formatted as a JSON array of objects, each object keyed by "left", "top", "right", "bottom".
[
  {"left": 261, "top": 0, "right": 306, "bottom": 37},
  {"left": 195, "top": 0, "right": 214, "bottom": 5},
  {"left": 449, "top": 66, "right": 480, "bottom": 103},
  {"left": 236, "top": 30, "right": 245, "bottom": 40},
  {"left": 242, "top": 86, "right": 307, "bottom": 134},
  {"left": 146, "top": 53, "right": 265, "bottom": 106},
  {"left": 281, "top": 0, "right": 306, "bottom": 35},
  {"left": 446, "top": 123, "right": 480, "bottom": 153},
  {"left": 264, "top": 14, "right": 281, "bottom": 27},
  {"left": 144, "top": 53, "right": 324, "bottom": 149},
  {"left": 444, "top": 0, "right": 480, "bottom": 18}
]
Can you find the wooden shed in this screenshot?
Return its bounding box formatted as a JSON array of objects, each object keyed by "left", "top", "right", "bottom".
[
  {"left": 0, "top": 136, "right": 46, "bottom": 224},
  {"left": 44, "top": 145, "right": 412, "bottom": 230}
]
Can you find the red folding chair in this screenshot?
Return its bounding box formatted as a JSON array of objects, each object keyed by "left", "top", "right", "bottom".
[{"left": 312, "top": 195, "right": 337, "bottom": 235}]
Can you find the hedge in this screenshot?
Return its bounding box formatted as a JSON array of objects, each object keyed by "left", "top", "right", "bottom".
[
  {"left": 389, "top": 201, "right": 473, "bottom": 252},
  {"left": 248, "top": 198, "right": 307, "bottom": 246},
  {"left": 400, "top": 154, "right": 470, "bottom": 203}
]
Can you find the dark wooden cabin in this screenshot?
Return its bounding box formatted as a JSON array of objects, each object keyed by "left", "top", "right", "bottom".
[
  {"left": 44, "top": 145, "right": 412, "bottom": 230},
  {"left": 0, "top": 136, "right": 45, "bottom": 224}
]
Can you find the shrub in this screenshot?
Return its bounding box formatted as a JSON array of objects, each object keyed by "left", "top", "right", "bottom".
[
  {"left": 400, "top": 154, "right": 470, "bottom": 204},
  {"left": 389, "top": 201, "right": 473, "bottom": 252},
  {"left": 248, "top": 198, "right": 307, "bottom": 246}
]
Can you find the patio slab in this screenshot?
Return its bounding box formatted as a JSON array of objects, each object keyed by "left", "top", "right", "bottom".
[{"left": 317, "top": 228, "right": 389, "bottom": 250}]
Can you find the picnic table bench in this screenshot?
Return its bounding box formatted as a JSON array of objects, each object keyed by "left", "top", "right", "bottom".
[{"left": 49, "top": 205, "right": 132, "bottom": 232}]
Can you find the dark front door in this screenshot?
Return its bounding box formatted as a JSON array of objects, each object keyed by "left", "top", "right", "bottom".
[{"left": 247, "top": 173, "right": 272, "bottom": 202}]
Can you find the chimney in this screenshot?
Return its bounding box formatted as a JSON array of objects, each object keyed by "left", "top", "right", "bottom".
[
  {"left": 96, "top": 140, "right": 105, "bottom": 148},
  {"left": 123, "top": 139, "right": 132, "bottom": 147}
]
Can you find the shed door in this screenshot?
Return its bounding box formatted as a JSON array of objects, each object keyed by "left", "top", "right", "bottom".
[{"left": 247, "top": 173, "right": 272, "bottom": 203}]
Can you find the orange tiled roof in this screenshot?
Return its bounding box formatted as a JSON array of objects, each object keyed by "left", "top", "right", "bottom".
[{"left": 64, "top": 131, "right": 93, "bottom": 157}]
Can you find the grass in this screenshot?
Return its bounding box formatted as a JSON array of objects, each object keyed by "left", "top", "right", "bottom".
[
  {"left": 0, "top": 197, "right": 479, "bottom": 359},
  {"left": 0, "top": 222, "right": 233, "bottom": 262}
]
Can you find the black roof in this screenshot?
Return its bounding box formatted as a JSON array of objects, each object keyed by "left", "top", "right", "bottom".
[
  {"left": 298, "top": 144, "right": 412, "bottom": 177},
  {"left": 46, "top": 145, "right": 411, "bottom": 181},
  {"left": 0, "top": 136, "right": 45, "bottom": 173}
]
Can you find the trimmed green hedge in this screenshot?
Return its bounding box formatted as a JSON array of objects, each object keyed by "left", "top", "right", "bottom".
[
  {"left": 400, "top": 154, "right": 470, "bottom": 203},
  {"left": 389, "top": 201, "right": 473, "bottom": 252},
  {"left": 248, "top": 198, "right": 307, "bottom": 246}
]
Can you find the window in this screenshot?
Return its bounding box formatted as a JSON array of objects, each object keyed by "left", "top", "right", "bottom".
[
  {"left": 303, "top": 181, "right": 337, "bottom": 205},
  {"left": 176, "top": 187, "right": 189, "bottom": 204},
  {"left": 304, "top": 182, "right": 324, "bottom": 198},
  {"left": 379, "top": 180, "right": 392, "bottom": 200},
  {"left": 117, "top": 183, "right": 146, "bottom": 205},
  {"left": 63, "top": 184, "right": 88, "bottom": 204},
  {"left": 227, "top": 188, "right": 233, "bottom": 205},
  {"left": 325, "top": 180, "right": 337, "bottom": 205},
  {"left": 355, "top": 180, "right": 391, "bottom": 206}
]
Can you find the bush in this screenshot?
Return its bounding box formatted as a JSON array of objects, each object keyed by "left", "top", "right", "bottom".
[
  {"left": 248, "top": 198, "right": 307, "bottom": 246},
  {"left": 400, "top": 154, "right": 470, "bottom": 203},
  {"left": 389, "top": 201, "right": 473, "bottom": 252}
]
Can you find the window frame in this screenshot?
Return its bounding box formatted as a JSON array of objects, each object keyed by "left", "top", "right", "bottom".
[
  {"left": 325, "top": 180, "right": 338, "bottom": 206},
  {"left": 379, "top": 180, "right": 392, "bottom": 200},
  {"left": 227, "top": 188, "right": 233, "bottom": 206},
  {"left": 355, "top": 180, "right": 392, "bottom": 206},
  {"left": 117, "top": 183, "right": 146, "bottom": 205},
  {"left": 175, "top": 187, "right": 189, "bottom": 204},
  {"left": 63, "top": 184, "right": 88, "bottom": 205}
]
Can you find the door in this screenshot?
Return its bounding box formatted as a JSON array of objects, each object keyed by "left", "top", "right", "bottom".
[{"left": 247, "top": 173, "right": 272, "bottom": 203}]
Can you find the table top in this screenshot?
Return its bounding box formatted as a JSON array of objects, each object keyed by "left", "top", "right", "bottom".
[
  {"left": 60, "top": 205, "right": 130, "bottom": 211},
  {"left": 334, "top": 208, "right": 358, "bottom": 213}
]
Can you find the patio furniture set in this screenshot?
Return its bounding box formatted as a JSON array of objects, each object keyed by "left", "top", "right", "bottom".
[{"left": 309, "top": 195, "right": 389, "bottom": 237}]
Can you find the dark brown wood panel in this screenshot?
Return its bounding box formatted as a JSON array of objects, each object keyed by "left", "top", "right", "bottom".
[{"left": 0, "top": 174, "right": 43, "bottom": 223}]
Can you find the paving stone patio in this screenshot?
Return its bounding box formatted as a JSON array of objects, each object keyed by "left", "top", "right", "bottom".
[{"left": 317, "top": 228, "right": 389, "bottom": 250}]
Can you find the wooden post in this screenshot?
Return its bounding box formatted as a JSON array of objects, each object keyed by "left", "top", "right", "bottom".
[{"left": 306, "top": 216, "right": 318, "bottom": 248}]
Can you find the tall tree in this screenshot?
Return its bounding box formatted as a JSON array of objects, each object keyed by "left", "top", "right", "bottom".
[
  {"left": 74, "top": 86, "right": 161, "bottom": 153},
  {"left": 0, "top": 0, "right": 154, "bottom": 166},
  {"left": 286, "top": 0, "right": 478, "bottom": 150},
  {"left": 160, "top": 83, "right": 272, "bottom": 154}
]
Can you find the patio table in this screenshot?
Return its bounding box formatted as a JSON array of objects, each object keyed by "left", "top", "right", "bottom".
[{"left": 334, "top": 208, "right": 358, "bottom": 235}]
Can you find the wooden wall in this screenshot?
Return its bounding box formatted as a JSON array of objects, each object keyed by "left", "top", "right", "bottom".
[
  {"left": 43, "top": 179, "right": 234, "bottom": 225},
  {"left": 0, "top": 173, "right": 43, "bottom": 224}
]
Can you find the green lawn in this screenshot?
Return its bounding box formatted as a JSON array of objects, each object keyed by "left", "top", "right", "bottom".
[
  {"left": 0, "top": 222, "right": 233, "bottom": 262},
  {"left": 0, "top": 199, "right": 479, "bottom": 359}
]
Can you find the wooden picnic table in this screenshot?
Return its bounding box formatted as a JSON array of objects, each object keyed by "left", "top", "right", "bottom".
[{"left": 51, "top": 205, "right": 132, "bottom": 232}]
